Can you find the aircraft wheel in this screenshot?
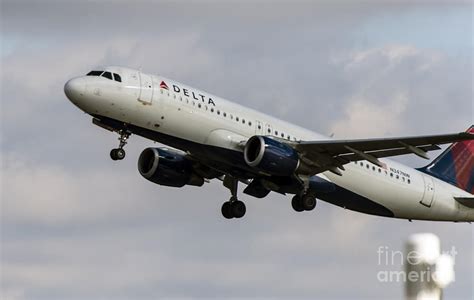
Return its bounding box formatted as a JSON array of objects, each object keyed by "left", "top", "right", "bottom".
[
  {"left": 110, "top": 148, "right": 125, "bottom": 160},
  {"left": 291, "top": 195, "right": 304, "bottom": 212},
  {"left": 115, "top": 148, "right": 126, "bottom": 160},
  {"left": 110, "top": 149, "right": 118, "bottom": 160},
  {"left": 221, "top": 202, "right": 234, "bottom": 219},
  {"left": 231, "top": 200, "right": 246, "bottom": 218},
  {"left": 302, "top": 195, "right": 317, "bottom": 211}
]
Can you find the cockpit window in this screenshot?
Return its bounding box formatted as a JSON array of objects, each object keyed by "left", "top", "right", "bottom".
[
  {"left": 113, "top": 73, "right": 122, "bottom": 82},
  {"left": 87, "top": 70, "right": 103, "bottom": 76},
  {"left": 102, "top": 72, "right": 113, "bottom": 80}
]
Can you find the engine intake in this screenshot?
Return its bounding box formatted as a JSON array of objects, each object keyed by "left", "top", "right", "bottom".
[
  {"left": 244, "top": 136, "right": 299, "bottom": 176},
  {"left": 138, "top": 147, "right": 204, "bottom": 187}
]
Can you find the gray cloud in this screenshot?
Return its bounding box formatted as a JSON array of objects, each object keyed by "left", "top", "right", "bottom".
[{"left": 1, "top": 1, "right": 473, "bottom": 300}]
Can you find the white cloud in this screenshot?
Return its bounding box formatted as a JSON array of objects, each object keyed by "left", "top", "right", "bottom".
[{"left": 330, "top": 92, "right": 409, "bottom": 138}]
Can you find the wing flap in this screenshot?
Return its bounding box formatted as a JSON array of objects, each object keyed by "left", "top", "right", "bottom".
[
  {"left": 291, "top": 130, "right": 473, "bottom": 176},
  {"left": 296, "top": 132, "right": 471, "bottom": 154}
]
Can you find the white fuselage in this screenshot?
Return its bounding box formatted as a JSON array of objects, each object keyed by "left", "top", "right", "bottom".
[{"left": 66, "top": 66, "right": 474, "bottom": 222}]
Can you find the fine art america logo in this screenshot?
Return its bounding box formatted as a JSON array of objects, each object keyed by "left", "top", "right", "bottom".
[
  {"left": 376, "top": 245, "right": 457, "bottom": 283},
  {"left": 159, "top": 80, "right": 216, "bottom": 106}
]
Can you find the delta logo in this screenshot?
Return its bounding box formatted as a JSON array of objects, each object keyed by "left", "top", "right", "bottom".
[
  {"left": 159, "top": 80, "right": 215, "bottom": 106},
  {"left": 159, "top": 81, "right": 169, "bottom": 90}
]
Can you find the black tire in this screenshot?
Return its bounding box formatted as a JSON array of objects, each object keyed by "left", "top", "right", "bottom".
[
  {"left": 291, "top": 195, "right": 304, "bottom": 212},
  {"left": 302, "top": 195, "right": 317, "bottom": 211},
  {"left": 221, "top": 202, "right": 233, "bottom": 219},
  {"left": 231, "top": 201, "right": 246, "bottom": 218},
  {"left": 110, "top": 149, "right": 118, "bottom": 160},
  {"left": 116, "top": 148, "right": 126, "bottom": 160}
]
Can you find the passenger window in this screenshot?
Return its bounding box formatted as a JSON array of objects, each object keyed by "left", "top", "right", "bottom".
[
  {"left": 236, "top": 117, "right": 239, "bottom": 122},
  {"left": 281, "top": 133, "right": 284, "bottom": 138},
  {"left": 223, "top": 112, "right": 227, "bottom": 117},
  {"left": 198, "top": 103, "right": 201, "bottom": 108},
  {"left": 113, "top": 73, "right": 122, "bottom": 82},
  {"left": 408, "top": 179, "right": 411, "bottom": 184},
  {"left": 242, "top": 119, "right": 245, "bottom": 124},
  {"left": 211, "top": 108, "right": 214, "bottom": 113},
  {"left": 287, "top": 135, "right": 291, "bottom": 139},
  {"left": 217, "top": 110, "right": 220, "bottom": 115},
  {"left": 258, "top": 125, "right": 262, "bottom": 129},
  {"left": 267, "top": 128, "right": 271, "bottom": 133},
  {"left": 87, "top": 70, "right": 103, "bottom": 76},
  {"left": 248, "top": 122, "right": 252, "bottom": 126},
  {"left": 102, "top": 72, "right": 113, "bottom": 80},
  {"left": 275, "top": 131, "right": 278, "bottom": 135}
]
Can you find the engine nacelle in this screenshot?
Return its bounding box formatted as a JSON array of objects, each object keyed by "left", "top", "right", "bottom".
[
  {"left": 244, "top": 136, "right": 299, "bottom": 176},
  {"left": 138, "top": 147, "right": 204, "bottom": 187}
]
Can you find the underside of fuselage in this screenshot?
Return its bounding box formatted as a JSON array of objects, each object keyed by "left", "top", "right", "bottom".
[{"left": 93, "top": 115, "right": 396, "bottom": 218}]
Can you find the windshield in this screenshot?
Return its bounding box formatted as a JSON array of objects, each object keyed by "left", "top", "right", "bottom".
[{"left": 86, "top": 70, "right": 122, "bottom": 82}]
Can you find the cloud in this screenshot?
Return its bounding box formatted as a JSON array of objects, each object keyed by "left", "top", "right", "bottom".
[{"left": 328, "top": 44, "right": 471, "bottom": 138}]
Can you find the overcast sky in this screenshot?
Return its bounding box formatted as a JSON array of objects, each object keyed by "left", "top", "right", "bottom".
[{"left": 1, "top": 1, "right": 473, "bottom": 299}]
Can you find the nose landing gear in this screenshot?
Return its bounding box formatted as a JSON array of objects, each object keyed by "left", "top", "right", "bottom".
[{"left": 110, "top": 130, "right": 131, "bottom": 161}]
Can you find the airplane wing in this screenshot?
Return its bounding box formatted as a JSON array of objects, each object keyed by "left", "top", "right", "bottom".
[{"left": 289, "top": 131, "right": 474, "bottom": 175}]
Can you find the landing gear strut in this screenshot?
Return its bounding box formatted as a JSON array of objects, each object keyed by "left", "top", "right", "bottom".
[
  {"left": 292, "top": 193, "right": 317, "bottom": 212},
  {"left": 221, "top": 175, "right": 246, "bottom": 219},
  {"left": 110, "top": 130, "right": 131, "bottom": 161}
]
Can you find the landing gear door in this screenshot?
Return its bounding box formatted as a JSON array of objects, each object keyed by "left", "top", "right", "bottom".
[
  {"left": 420, "top": 175, "right": 435, "bottom": 207},
  {"left": 138, "top": 72, "right": 153, "bottom": 104}
]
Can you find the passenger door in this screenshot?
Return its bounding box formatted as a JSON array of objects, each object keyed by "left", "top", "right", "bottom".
[
  {"left": 420, "top": 175, "right": 435, "bottom": 207},
  {"left": 138, "top": 72, "right": 154, "bottom": 104}
]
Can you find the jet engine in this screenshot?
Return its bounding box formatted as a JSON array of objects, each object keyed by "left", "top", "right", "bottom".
[
  {"left": 244, "top": 136, "right": 299, "bottom": 176},
  {"left": 138, "top": 147, "right": 204, "bottom": 187}
]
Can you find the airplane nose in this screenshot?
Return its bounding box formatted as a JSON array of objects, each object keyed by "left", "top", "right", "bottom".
[{"left": 64, "top": 77, "right": 85, "bottom": 102}]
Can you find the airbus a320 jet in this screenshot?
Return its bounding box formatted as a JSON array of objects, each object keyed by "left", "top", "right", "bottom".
[{"left": 64, "top": 66, "right": 474, "bottom": 221}]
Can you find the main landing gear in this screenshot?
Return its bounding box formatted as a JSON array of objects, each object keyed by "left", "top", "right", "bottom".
[
  {"left": 110, "top": 130, "right": 131, "bottom": 161},
  {"left": 221, "top": 175, "right": 246, "bottom": 219},
  {"left": 291, "top": 193, "right": 317, "bottom": 212}
]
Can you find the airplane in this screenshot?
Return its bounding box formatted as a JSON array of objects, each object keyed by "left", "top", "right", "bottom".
[{"left": 64, "top": 66, "right": 474, "bottom": 222}]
